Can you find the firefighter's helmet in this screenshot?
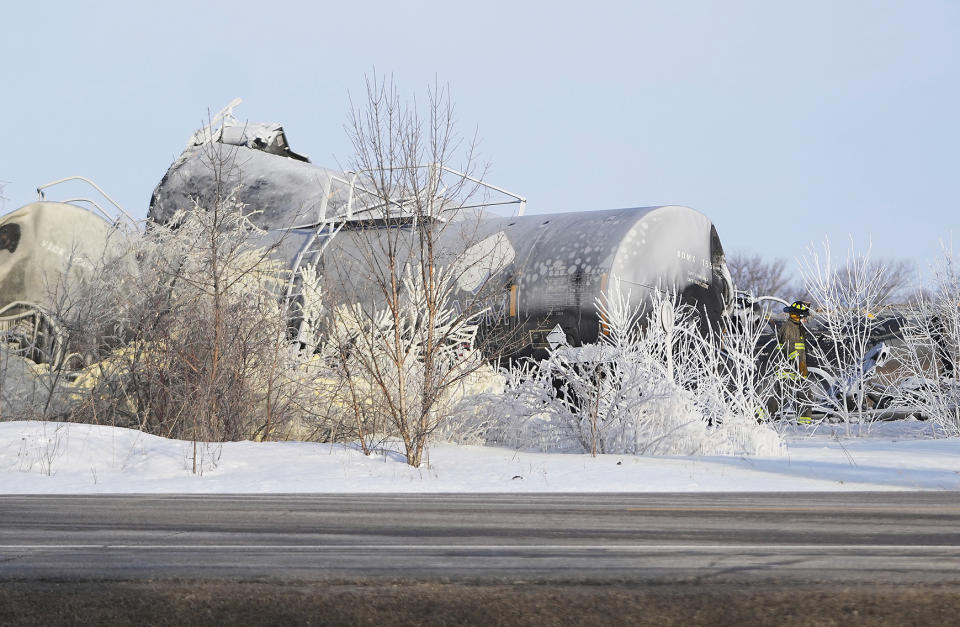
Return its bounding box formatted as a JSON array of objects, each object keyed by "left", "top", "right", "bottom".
[{"left": 783, "top": 301, "right": 811, "bottom": 317}]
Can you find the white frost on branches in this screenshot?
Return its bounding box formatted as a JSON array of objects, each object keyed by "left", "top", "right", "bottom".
[
  {"left": 895, "top": 242, "right": 960, "bottom": 435},
  {"left": 467, "top": 282, "right": 784, "bottom": 457},
  {"left": 799, "top": 237, "right": 898, "bottom": 431}
]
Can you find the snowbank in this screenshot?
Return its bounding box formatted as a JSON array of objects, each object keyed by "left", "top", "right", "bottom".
[{"left": 1, "top": 420, "right": 958, "bottom": 493}]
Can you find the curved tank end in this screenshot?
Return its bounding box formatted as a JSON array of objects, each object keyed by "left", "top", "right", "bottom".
[
  {"left": 0, "top": 202, "right": 119, "bottom": 312},
  {"left": 610, "top": 205, "right": 732, "bottom": 323}
]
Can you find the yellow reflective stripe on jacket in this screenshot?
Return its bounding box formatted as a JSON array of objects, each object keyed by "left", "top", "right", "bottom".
[
  {"left": 788, "top": 350, "right": 799, "bottom": 360},
  {"left": 794, "top": 342, "right": 805, "bottom": 350}
]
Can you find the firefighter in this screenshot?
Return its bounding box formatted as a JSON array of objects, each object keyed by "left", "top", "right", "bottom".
[
  {"left": 767, "top": 301, "right": 813, "bottom": 424},
  {"left": 930, "top": 312, "right": 956, "bottom": 379}
]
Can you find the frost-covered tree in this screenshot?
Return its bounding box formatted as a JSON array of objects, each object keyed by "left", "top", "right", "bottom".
[
  {"left": 798, "top": 237, "right": 896, "bottom": 431},
  {"left": 67, "top": 137, "right": 329, "bottom": 471},
  {"left": 895, "top": 243, "right": 960, "bottom": 435},
  {"left": 76, "top": 204, "right": 293, "bottom": 443}
]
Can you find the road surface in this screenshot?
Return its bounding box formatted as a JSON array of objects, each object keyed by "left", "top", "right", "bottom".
[{"left": 2, "top": 493, "right": 959, "bottom": 624}]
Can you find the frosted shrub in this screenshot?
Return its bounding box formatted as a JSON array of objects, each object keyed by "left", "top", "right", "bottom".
[
  {"left": 322, "top": 265, "right": 488, "bottom": 464},
  {"left": 0, "top": 347, "right": 75, "bottom": 421},
  {"left": 480, "top": 285, "right": 784, "bottom": 457},
  {"left": 895, "top": 244, "right": 960, "bottom": 435},
  {"left": 72, "top": 203, "right": 329, "bottom": 448},
  {"left": 430, "top": 363, "right": 505, "bottom": 445},
  {"left": 798, "top": 237, "right": 895, "bottom": 431},
  {"left": 690, "top": 305, "right": 786, "bottom": 451}
]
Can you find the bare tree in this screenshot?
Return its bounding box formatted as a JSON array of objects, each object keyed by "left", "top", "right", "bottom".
[
  {"left": 837, "top": 258, "right": 916, "bottom": 305},
  {"left": 726, "top": 252, "right": 795, "bottom": 298},
  {"left": 320, "top": 75, "right": 502, "bottom": 467},
  {"left": 727, "top": 249, "right": 916, "bottom": 306}
]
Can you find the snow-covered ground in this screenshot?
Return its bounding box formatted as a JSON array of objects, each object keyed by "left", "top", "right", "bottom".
[{"left": 0, "top": 419, "right": 958, "bottom": 493}]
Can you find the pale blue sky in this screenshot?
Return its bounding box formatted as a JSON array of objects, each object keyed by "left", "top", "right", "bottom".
[{"left": 2, "top": 1, "right": 957, "bottom": 277}]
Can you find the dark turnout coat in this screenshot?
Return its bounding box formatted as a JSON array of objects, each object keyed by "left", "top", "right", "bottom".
[{"left": 778, "top": 318, "right": 808, "bottom": 377}]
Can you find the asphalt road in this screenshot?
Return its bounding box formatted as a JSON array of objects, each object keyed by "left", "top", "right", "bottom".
[{"left": 1, "top": 492, "right": 959, "bottom": 583}]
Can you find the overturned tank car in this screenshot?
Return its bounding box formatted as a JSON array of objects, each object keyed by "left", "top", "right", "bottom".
[
  {"left": 149, "top": 112, "right": 734, "bottom": 359},
  {"left": 0, "top": 195, "right": 131, "bottom": 366}
]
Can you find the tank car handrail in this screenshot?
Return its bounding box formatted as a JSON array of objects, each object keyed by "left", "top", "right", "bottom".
[
  {"left": 188, "top": 97, "right": 243, "bottom": 147},
  {"left": 754, "top": 295, "right": 791, "bottom": 309},
  {"left": 0, "top": 300, "right": 68, "bottom": 368},
  {"left": 343, "top": 163, "right": 526, "bottom": 220},
  {"left": 0, "top": 300, "right": 53, "bottom": 318},
  {"left": 343, "top": 171, "right": 416, "bottom": 222},
  {"left": 0, "top": 301, "right": 46, "bottom": 324},
  {"left": 36, "top": 176, "right": 138, "bottom": 226},
  {"left": 281, "top": 173, "right": 402, "bottom": 230},
  {"left": 441, "top": 165, "right": 526, "bottom": 216},
  {"left": 55, "top": 198, "right": 113, "bottom": 223}
]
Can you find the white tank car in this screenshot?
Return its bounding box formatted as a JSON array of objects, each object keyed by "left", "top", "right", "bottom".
[{"left": 0, "top": 201, "right": 125, "bottom": 365}]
